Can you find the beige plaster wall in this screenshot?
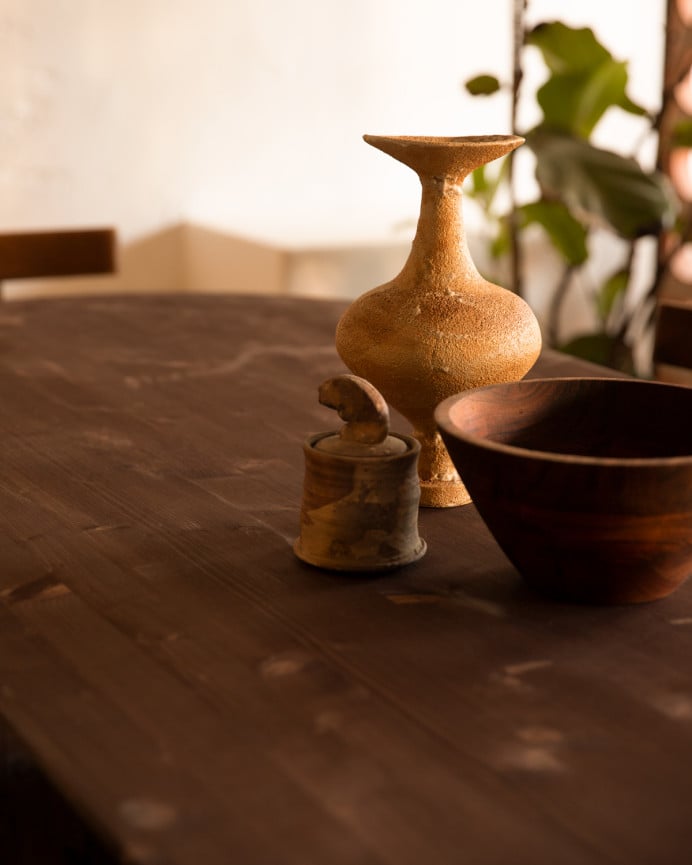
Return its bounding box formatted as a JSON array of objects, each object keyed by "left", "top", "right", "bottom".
[
  {"left": 0, "top": 0, "right": 513, "bottom": 253},
  {"left": 1, "top": 0, "right": 665, "bottom": 315},
  {"left": 1, "top": 224, "right": 287, "bottom": 300}
]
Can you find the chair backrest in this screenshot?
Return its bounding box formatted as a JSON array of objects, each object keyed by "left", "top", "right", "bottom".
[
  {"left": 0, "top": 228, "right": 116, "bottom": 283},
  {"left": 653, "top": 301, "right": 692, "bottom": 384}
]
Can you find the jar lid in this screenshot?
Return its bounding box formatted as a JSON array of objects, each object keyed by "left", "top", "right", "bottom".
[{"left": 312, "top": 375, "right": 407, "bottom": 457}]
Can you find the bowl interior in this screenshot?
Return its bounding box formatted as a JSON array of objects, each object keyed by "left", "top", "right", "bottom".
[{"left": 444, "top": 378, "right": 692, "bottom": 460}]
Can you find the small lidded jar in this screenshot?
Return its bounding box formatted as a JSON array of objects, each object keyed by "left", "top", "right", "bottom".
[{"left": 294, "top": 374, "right": 426, "bottom": 571}]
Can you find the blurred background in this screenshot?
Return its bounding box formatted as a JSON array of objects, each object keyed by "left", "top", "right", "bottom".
[{"left": 3, "top": 0, "right": 685, "bottom": 373}]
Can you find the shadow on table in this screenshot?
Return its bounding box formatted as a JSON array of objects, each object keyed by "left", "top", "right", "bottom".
[{"left": 1, "top": 717, "right": 117, "bottom": 865}]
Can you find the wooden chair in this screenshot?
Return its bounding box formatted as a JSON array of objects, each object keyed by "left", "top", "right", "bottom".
[
  {"left": 0, "top": 228, "right": 117, "bottom": 297},
  {"left": 653, "top": 300, "right": 692, "bottom": 384}
]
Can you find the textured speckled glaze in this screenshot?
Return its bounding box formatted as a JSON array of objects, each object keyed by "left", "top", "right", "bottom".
[{"left": 336, "top": 134, "right": 542, "bottom": 507}]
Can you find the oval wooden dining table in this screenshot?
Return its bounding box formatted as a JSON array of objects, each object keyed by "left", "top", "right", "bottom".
[{"left": 1, "top": 293, "right": 691, "bottom": 865}]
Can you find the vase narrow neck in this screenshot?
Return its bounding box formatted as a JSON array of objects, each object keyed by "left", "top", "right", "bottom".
[{"left": 399, "top": 173, "right": 480, "bottom": 287}]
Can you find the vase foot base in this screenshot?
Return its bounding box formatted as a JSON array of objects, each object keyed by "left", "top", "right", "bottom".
[{"left": 419, "top": 479, "right": 471, "bottom": 508}]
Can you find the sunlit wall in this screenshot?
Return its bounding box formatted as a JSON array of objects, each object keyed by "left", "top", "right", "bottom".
[{"left": 1, "top": 0, "right": 664, "bottom": 251}]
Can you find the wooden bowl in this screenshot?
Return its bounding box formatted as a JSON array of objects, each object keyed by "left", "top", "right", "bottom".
[{"left": 435, "top": 378, "right": 692, "bottom": 604}]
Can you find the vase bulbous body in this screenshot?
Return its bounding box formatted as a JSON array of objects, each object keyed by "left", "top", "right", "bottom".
[{"left": 335, "top": 134, "right": 542, "bottom": 507}]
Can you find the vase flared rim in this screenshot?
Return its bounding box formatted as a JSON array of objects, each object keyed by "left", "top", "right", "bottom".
[
  {"left": 364, "top": 134, "right": 524, "bottom": 147},
  {"left": 363, "top": 134, "right": 524, "bottom": 176}
]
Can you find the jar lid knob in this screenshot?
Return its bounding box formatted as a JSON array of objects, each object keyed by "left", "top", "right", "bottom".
[{"left": 315, "top": 375, "right": 406, "bottom": 457}]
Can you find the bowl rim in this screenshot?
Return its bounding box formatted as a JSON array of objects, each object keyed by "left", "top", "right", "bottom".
[{"left": 434, "top": 376, "right": 692, "bottom": 468}]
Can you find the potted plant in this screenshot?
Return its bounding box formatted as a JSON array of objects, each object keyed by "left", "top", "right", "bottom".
[{"left": 464, "top": 12, "right": 679, "bottom": 372}]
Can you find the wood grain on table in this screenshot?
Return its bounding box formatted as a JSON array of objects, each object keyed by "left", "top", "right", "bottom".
[{"left": 1, "top": 295, "right": 691, "bottom": 865}]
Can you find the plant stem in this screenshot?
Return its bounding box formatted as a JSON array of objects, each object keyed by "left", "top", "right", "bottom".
[
  {"left": 611, "top": 243, "right": 636, "bottom": 335},
  {"left": 508, "top": 0, "right": 527, "bottom": 297},
  {"left": 547, "top": 265, "right": 575, "bottom": 346}
]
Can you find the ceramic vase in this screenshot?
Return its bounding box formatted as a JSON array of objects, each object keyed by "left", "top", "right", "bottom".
[{"left": 335, "top": 134, "right": 542, "bottom": 507}]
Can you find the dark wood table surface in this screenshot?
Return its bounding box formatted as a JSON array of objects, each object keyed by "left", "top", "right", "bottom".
[{"left": 1, "top": 294, "right": 691, "bottom": 865}]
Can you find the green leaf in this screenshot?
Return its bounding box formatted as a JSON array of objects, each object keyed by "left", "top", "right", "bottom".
[
  {"left": 559, "top": 332, "right": 634, "bottom": 372},
  {"left": 527, "top": 22, "right": 647, "bottom": 137},
  {"left": 596, "top": 269, "right": 629, "bottom": 322},
  {"left": 526, "top": 22, "right": 610, "bottom": 75},
  {"left": 465, "top": 74, "right": 501, "bottom": 96},
  {"left": 529, "top": 131, "right": 678, "bottom": 238},
  {"left": 465, "top": 158, "right": 511, "bottom": 213},
  {"left": 536, "top": 62, "right": 628, "bottom": 138},
  {"left": 519, "top": 199, "right": 588, "bottom": 265},
  {"left": 672, "top": 119, "right": 692, "bottom": 147},
  {"left": 469, "top": 164, "right": 489, "bottom": 195},
  {"left": 618, "top": 92, "right": 648, "bottom": 118},
  {"left": 490, "top": 217, "right": 511, "bottom": 259}
]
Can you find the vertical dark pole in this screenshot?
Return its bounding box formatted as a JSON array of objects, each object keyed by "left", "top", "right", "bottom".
[
  {"left": 508, "top": 0, "right": 527, "bottom": 297},
  {"left": 654, "top": 0, "right": 692, "bottom": 304}
]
